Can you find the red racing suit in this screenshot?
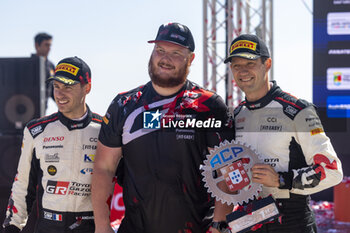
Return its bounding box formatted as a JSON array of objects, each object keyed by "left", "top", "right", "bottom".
[
  {"left": 2, "top": 107, "right": 102, "bottom": 233},
  {"left": 234, "top": 81, "right": 343, "bottom": 233}
]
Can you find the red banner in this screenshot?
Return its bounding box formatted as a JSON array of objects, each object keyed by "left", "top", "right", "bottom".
[{"left": 110, "top": 183, "right": 125, "bottom": 222}]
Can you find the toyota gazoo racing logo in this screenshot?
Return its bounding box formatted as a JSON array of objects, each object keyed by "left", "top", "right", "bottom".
[
  {"left": 46, "top": 180, "right": 69, "bottom": 195},
  {"left": 46, "top": 180, "right": 91, "bottom": 196},
  {"left": 143, "top": 110, "right": 222, "bottom": 129}
]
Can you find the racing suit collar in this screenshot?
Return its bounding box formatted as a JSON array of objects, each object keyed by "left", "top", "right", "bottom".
[
  {"left": 58, "top": 105, "right": 93, "bottom": 130},
  {"left": 244, "top": 81, "right": 280, "bottom": 110}
]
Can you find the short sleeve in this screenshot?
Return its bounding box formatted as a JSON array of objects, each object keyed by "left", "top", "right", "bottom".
[
  {"left": 98, "top": 97, "right": 124, "bottom": 148},
  {"left": 205, "top": 95, "right": 235, "bottom": 148}
]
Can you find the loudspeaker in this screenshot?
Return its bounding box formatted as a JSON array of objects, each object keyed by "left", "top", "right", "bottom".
[
  {"left": 0, "top": 56, "right": 46, "bottom": 134},
  {"left": 0, "top": 135, "right": 22, "bottom": 229},
  {"left": 0, "top": 135, "right": 22, "bottom": 188},
  {"left": 0, "top": 135, "right": 37, "bottom": 232}
]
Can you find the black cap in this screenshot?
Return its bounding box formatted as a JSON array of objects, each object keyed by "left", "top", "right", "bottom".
[
  {"left": 48, "top": 56, "right": 91, "bottom": 85},
  {"left": 224, "top": 34, "right": 270, "bottom": 63},
  {"left": 148, "top": 22, "right": 195, "bottom": 52}
]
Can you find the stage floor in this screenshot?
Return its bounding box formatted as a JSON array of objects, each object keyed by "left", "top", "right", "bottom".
[
  {"left": 110, "top": 200, "right": 350, "bottom": 232},
  {"left": 312, "top": 201, "right": 350, "bottom": 233}
]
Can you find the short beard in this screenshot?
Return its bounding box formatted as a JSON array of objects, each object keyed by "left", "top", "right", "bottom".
[{"left": 148, "top": 56, "right": 189, "bottom": 88}]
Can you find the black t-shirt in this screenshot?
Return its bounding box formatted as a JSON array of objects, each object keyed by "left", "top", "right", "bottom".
[{"left": 99, "top": 80, "right": 234, "bottom": 233}]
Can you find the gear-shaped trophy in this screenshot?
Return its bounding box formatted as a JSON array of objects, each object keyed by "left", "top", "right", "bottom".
[{"left": 202, "top": 140, "right": 262, "bottom": 205}]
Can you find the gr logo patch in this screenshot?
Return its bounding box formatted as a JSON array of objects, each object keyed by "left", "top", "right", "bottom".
[{"left": 46, "top": 180, "right": 69, "bottom": 195}]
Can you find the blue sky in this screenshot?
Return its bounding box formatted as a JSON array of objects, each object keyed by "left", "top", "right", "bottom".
[{"left": 0, "top": 0, "right": 313, "bottom": 115}]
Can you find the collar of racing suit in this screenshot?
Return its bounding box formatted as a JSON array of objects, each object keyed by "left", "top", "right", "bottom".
[
  {"left": 57, "top": 105, "right": 93, "bottom": 130},
  {"left": 244, "top": 80, "right": 281, "bottom": 110}
]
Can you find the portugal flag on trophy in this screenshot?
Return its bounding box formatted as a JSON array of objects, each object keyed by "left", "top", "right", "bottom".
[{"left": 220, "top": 160, "right": 250, "bottom": 192}]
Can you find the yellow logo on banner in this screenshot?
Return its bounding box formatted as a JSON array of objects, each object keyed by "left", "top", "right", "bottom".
[
  {"left": 230, "top": 40, "right": 257, "bottom": 53},
  {"left": 55, "top": 63, "right": 79, "bottom": 76},
  {"left": 311, "top": 128, "right": 324, "bottom": 136}
]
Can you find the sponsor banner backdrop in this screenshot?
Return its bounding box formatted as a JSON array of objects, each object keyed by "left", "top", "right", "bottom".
[
  {"left": 313, "top": 1, "right": 350, "bottom": 118},
  {"left": 313, "top": 1, "right": 350, "bottom": 199},
  {"left": 327, "top": 68, "right": 350, "bottom": 90}
]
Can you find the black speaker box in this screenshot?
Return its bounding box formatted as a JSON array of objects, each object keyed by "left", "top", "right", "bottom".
[
  {"left": 0, "top": 56, "right": 45, "bottom": 134},
  {"left": 0, "top": 135, "right": 22, "bottom": 188},
  {"left": 0, "top": 135, "right": 36, "bottom": 232}
]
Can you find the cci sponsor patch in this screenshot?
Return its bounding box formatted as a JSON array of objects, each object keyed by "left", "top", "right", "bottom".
[
  {"left": 311, "top": 128, "right": 324, "bottom": 136},
  {"left": 230, "top": 40, "right": 257, "bottom": 53},
  {"left": 55, "top": 63, "right": 79, "bottom": 76},
  {"left": 260, "top": 125, "right": 282, "bottom": 131}
]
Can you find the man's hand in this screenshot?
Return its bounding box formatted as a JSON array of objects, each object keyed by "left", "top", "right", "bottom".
[{"left": 251, "top": 164, "right": 279, "bottom": 187}]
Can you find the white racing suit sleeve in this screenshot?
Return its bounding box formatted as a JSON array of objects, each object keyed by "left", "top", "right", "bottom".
[
  {"left": 285, "top": 106, "right": 343, "bottom": 194},
  {"left": 3, "top": 127, "right": 36, "bottom": 230}
]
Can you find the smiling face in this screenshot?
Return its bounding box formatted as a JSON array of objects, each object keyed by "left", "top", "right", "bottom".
[
  {"left": 53, "top": 80, "right": 91, "bottom": 119},
  {"left": 148, "top": 41, "right": 194, "bottom": 88},
  {"left": 230, "top": 57, "right": 272, "bottom": 102}
]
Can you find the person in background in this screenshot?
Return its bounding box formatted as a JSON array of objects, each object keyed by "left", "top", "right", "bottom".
[
  {"left": 225, "top": 34, "right": 343, "bottom": 233},
  {"left": 92, "top": 22, "right": 234, "bottom": 233},
  {"left": 32, "top": 32, "right": 55, "bottom": 108},
  {"left": 2, "top": 56, "right": 101, "bottom": 233}
]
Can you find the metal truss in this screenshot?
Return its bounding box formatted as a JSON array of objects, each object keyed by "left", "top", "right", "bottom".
[{"left": 203, "top": 0, "right": 273, "bottom": 109}]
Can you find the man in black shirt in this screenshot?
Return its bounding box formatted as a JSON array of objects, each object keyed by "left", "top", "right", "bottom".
[{"left": 92, "top": 23, "right": 234, "bottom": 233}]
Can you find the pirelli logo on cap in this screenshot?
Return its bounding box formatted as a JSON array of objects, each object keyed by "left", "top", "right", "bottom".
[
  {"left": 55, "top": 63, "right": 79, "bottom": 76},
  {"left": 230, "top": 40, "right": 257, "bottom": 53}
]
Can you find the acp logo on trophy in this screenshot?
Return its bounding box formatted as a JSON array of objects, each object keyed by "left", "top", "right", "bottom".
[{"left": 201, "top": 140, "right": 281, "bottom": 233}]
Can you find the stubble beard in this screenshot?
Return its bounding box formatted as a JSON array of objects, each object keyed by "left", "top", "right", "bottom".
[{"left": 148, "top": 57, "right": 189, "bottom": 88}]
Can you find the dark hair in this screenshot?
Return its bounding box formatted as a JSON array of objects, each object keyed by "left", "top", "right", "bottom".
[
  {"left": 34, "top": 32, "right": 52, "bottom": 46},
  {"left": 260, "top": 56, "right": 269, "bottom": 64}
]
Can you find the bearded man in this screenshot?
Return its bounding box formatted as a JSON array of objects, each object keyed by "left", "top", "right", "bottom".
[{"left": 92, "top": 22, "right": 234, "bottom": 233}]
